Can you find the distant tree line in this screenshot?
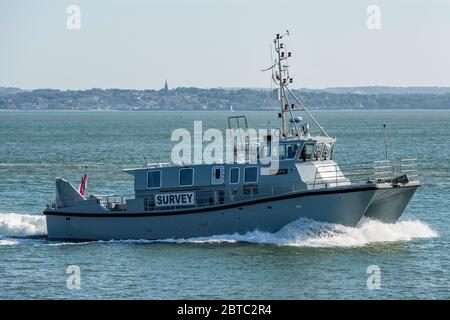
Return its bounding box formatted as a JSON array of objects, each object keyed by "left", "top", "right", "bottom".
[{"left": 0, "top": 87, "right": 449, "bottom": 110}]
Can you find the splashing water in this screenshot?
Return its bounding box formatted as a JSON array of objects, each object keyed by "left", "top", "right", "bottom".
[
  {"left": 0, "top": 239, "right": 20, "bottom": 246},
  {"left": 0, "top": 213, "right": 47, "bottom": 237},
  {"left": 0, "top": 212, "right": 437, "bottom": 248},
  {"left": 170, "top": 217, "right": 438, "bottom": 247}
]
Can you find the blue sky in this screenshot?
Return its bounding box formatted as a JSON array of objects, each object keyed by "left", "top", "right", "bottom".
[{"left": 1, "top": 0, "right": 449, "bottom": 89}]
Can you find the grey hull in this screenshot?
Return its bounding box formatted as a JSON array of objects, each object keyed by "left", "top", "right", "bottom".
[
  {"left": 363, "top": 183, "right": 420, "bottom": 223},
  {"left": 45, "top": 187, "right": 378, "bottom": 241}
]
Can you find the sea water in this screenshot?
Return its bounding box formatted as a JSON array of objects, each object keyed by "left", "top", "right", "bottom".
[{"left": 0, "top": 110, "right": 448, "bottom": 299}]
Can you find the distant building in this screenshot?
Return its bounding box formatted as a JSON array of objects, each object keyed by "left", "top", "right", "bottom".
[{"left": 164, "top": 80, "right": 169, "bottom": 92}]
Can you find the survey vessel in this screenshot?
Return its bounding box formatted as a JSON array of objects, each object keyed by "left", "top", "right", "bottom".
[{"left": 44, "top": 32, "right": 420, "bottom": 240}]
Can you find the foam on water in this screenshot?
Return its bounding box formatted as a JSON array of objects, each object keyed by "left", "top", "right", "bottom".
[
  {"left": 0, "top": 239, "right": 19, "bottom": 246},
  {"left": 0, "top": 213, "right": 47, "bottom": 237},
  {"left": 0, "top": 212, "right": 438, "bottom": 248},
  {"left": 171, "top": 217, "right": 438, "bottom": 247}
]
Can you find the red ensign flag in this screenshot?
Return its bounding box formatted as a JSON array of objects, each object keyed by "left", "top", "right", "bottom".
[{"left": 78, "top": 172, "right": 88, "bottom": 196}]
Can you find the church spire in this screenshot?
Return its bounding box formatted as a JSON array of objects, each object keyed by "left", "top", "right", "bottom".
[{"left": 164, "top": 80, "right": 169, "bottom": 92}]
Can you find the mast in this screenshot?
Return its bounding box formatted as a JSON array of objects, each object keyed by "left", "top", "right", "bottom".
[
  {"left": 274, "top": 33, "right": 285, "bottom": 134},
  {"left": 264, "top": 31, "right": 329, "bottom": 138}
]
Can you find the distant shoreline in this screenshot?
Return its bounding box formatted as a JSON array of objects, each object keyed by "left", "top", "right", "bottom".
[
  {"left": 1, "top": 108, "right": 449, "bottom": 112},
  {"left": 2, "top": 87, "right": 449, "bottom": 111}
]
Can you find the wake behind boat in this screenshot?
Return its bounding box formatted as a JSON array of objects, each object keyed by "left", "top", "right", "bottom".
[{"left": 43, "top": 32, "right": 420, "bottom": 241}]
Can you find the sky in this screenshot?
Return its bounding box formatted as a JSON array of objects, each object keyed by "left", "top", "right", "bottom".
[{"left": 1, "top": 0, "right": 449, "bottom": 90}]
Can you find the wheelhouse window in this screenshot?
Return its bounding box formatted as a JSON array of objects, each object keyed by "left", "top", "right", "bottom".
[
  {"left": 147, "top": 170, "right": 161, "bottom": 189},
  {"left": 179, "top": 168, "right": 194, "bottom": 186},
  {"left": 229, "top": 167, "right": 240, "bottom": 184},
  {"left": 299, "top": 143, "right": 314, "bottom": 161},
  {"left": 278, "top": 144, "right": 286, "bottom": 160},
  {"left": 314, "top": 143, "right": 324, "bottom": 161},
  {"left": 244, "top": 166, "right": 258, "bottom": 183},
  {"left": 322, "top": 143, "right": 332, "bottom": 160},
  {"left": 258, "top": 142, "right": 271, "bottom": 159},
  {"left": 286, "top": 143, "right": 300, "bottom": 159},
  {"left": 278, "top": 143, "right": 300, "bottom": 160}
]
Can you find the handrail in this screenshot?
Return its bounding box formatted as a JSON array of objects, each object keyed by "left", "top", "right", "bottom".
[
  {"left": 310, "top": 158, "right": 419, "bottom": 189},
  {"left": 146, "top": 162, "right": 173, "bottom": 168},
  {"left": 143, "top": 184, "right": 307, "bottom": 212},
  {"left": 400, "top": 158, "right": 419, "bottom": 181}
]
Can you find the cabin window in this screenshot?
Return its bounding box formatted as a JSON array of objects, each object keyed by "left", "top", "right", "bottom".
[
  {"left": 244, "top": 166, "right": 258, "bottom": 183},
  {"left": 215, "top": 169, "right": 221, "bottom": 179},
  {"left": 229, "top": 167, "right": 240, "bottom": 184},
  {"left": 179, "top": 168, "right": 194, "bottom": 186},
  {"left": 147, "top": 171, "right": 161, "bottom": 189},
  {"left": 299, "top": 143, "right": 314, "bottom": 161},
  {"left": 211, "top": 166, "right": 224, "bottom": 185}
]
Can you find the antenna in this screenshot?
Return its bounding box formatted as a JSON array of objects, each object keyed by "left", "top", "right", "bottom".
[
  {"left": 273, "top": 31, "right": 290, "bottom": 135},
  {"left": 383, "top": 124, "right": 388, "bottom": 159},
  {"left": 261, "top": 31, "right": 329, "bottom": 138},
  {"left": 269, "top": 43, "right": 273, "bottom": 96}
]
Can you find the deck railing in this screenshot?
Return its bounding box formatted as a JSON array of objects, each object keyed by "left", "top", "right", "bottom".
[
  {"left": 400, "top": 158, "right": 419, "bottom": 182},
  {"left": 144, "top": 162, "right": 173, "bottom": 168},
  {"left": 310, "top": 158, "right": 419, "bottom": 190},
  {"left": 142, "top": 184, "right": 306, "bottom": 212}
]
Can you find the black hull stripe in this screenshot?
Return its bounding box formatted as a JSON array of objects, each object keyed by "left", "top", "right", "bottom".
[{"left": 43, "top": 184, "right": 419, "bottom": 218}]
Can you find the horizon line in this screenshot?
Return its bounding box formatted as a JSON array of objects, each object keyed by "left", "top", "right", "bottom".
[{"left": 3, "top": 85, "right": 450, "bottom": 91}]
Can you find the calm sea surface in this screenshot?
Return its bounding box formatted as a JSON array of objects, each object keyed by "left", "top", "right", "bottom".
[{"left": 0, "top": 110, "right": 449, "bottom": 299}]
